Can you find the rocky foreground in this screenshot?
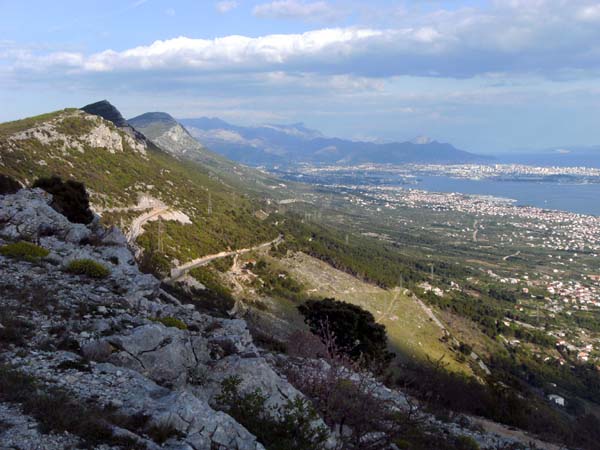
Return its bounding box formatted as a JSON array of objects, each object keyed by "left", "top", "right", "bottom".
[{"left": 0, "top": 188, "right": 557, "bottom": 449}]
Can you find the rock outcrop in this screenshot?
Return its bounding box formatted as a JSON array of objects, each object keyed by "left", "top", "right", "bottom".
[
  {"left": 82, "top": 100, "right": 151, "bottom": 147},
  {"left": 0, "top": 188, "right": 309, "bottom": 449}
]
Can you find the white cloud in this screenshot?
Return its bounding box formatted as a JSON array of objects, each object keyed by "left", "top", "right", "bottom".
[
  {"left": 6, "top": 1, "right": 600, "bottom": 81},
  {"left": 24, "top": 28, "right": 386, "bottom": 74},
  {"left": 216, "top": 1, "right": 239, "bottom": 14},
  {"left": 165, "top": 8, "right": 176, "bottom": 17},
  {"left": 577, "top": 4, "right": 600, "bottom": 21},
  {"left": 132, "top": 0, "right": 149, "bottom": 8},
  {"left": 253, "top": 0, "right": 340, "bottom": 21}
]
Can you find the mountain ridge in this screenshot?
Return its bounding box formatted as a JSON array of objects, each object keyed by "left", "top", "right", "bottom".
[
  {"left": 128, "top": 111, "right": 285, "bottom": 194},
  {"left": 0, "top": 101, "right": 279, "bottom": 272},
  {"left": 180, "top": 117, "right": 491, "bottom": 166}
]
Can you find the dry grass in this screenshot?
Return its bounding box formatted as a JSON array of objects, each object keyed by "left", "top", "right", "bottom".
[{"left": 280, "top": 252, "right": 470, "bottom": 373}]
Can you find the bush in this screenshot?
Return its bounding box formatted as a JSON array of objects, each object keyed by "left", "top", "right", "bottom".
[
  {"left": 216, "top": 375, "right": 328, "bottom": 450},
  {"left": 151, "top": 316, "right": 188, "bottom": 330},
  {"left": 145, "top": 420, "right": 182, "bottom": 444},
  {"left": 139, "top": 250, "right": 171, "bottom": 277},
  {"left": 252, "top": 258, "right": 305, "bottom": 301},
  {"left": 0, "top": 174, "right": 21, "bottom": 195},
  {"left": 160, "top": 282, "right": 235, "bottom": 318},
  {"left": 454, "top": 435, "right": 480, "bottom": 450},
  {"left": 0, "top": 309, "right": 34, "bottom": 346},
  {"left": 0, "top": 241, "right": 49, "bottom": 262},
  {"left": 189, "top": 266, "right": 233, "bottom": 300},
  {"left": 0, "top": 365, "right": 145, "bottom": 448},
  {"left": 33, "top": 175, "right": 94, "bottom": 224},
  {"left": 298, "top": 298, "right": 393, "bottom": 370},
  {"left": 458, "top": 342, "right": 473, "bottom": 355},
  {"left": 66, "top": 259, "right": 110, "bottom": 279}
]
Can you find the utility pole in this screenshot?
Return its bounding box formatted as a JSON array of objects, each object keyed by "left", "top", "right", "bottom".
[
  {"left": 157, "top": 216, "right": 164, "bottom": 253},
  {"left": 207, "top": 192, "right": 213, "bottom": 216}
]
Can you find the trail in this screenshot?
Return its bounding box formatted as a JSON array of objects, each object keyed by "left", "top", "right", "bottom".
[
  {"left": 126, "top": 206, "right": 171, "bottom": 244},
  {"left": 375, "top": 288, "right": 401, "bottom": 324},
  {"left": 503, "top": 250, "right": 521, "bottom": 261},
  {"left": 166, "top": 234, "right": 283, "bottom": 282},
  {"left": 472, "top": 219, "right": 479, "bottom": 242},
  {"left": 413, "top": 294, "right": 447, "bottom": 331}
]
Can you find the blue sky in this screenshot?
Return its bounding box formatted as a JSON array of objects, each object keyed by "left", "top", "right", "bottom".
[{"left": 1, "top": 0, "right": 600, "bottom": 153}]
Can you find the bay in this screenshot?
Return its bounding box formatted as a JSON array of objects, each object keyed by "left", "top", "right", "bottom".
[{"left": 414, "top": 175, "right": 600, "bottom": 216}]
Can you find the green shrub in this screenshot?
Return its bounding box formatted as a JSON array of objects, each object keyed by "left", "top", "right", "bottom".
[
  {"left": 138, "top": 250, "right": 171, "bottom": 277},
  {"left": 33, "top": 175, "right": 94, "bottom": 224},
  {"left": 0, "top": 241, "right": 49, "bottom": 262},
  {"left": 216, "top": 376, "right": 328, "bottom": 450},
  {"left": 454, "top": 435, "right": 480, "bottom": 450},
  {"left": 251, "top": 258, "right": 305, "bottom": 301},
  {"left": 145, "top": 420, "right": 183, "bottom": 444},
  {"left": 151, "top": 316, "right": 188, "bottom": 330},
  {"left": 160, "top": 282, "right": 235, "bottom": 318},
  {"left": 189, "top": 266, "right": 234, "bottom": 300},
  {"left": 298, "top": 298, "right": 393, "bottom": 370},
  {"left": 0, "top": 174, "right": 21, "bottom": 195},
  {"left": 66, "top": 259, "right": 110, "bottom": 278}
]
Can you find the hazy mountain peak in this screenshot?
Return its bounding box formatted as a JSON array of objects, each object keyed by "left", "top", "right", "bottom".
[
  {"left": 129, "top": 111, "right": 177, "bottom": 127},
  {"left": 411, "top": 135, "right": 435, "bottom": 145}
]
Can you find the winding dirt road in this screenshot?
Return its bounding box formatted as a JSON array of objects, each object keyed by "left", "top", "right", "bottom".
[
  {"left": 126, "top": 206, "right": 171, "bottom": 244},
  {"left": 166, "top": 234, "right": 283, "bottom": 282}
]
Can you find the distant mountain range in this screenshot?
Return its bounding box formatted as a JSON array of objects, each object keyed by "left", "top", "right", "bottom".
[{"left": 179, "top": 117, "right": 491, "bottom": 166}]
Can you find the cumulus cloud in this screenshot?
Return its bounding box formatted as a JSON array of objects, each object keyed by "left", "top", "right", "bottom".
[
  {"left": 253, "top": 0, "right": 341, "bottom": 21},
  {"left": 216, "top": 1, "right": 239, "bottom": 13},
  {"left": 5, "top": 0, "right": 600, "bottom": 81}
]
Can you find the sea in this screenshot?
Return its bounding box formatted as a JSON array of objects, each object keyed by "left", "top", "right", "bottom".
[{"left": 414, "top": 175, "right": 600, "bottom": 216}]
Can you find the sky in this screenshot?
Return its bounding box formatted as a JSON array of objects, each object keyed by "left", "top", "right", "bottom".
[{"left": 1, "top": 0, "right": 600, "bottom": 153}]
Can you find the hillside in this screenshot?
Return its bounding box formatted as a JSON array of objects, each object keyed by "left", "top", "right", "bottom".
[
  {"left": 128, "top": 112, "right": 283, "bottom": 194},
  {"left": 180, "top": 117, "right": 490, "bottom": 166},
  {"left": 0, "top": 187, "right": 561, "bottom": 450},
  {"left": 0, "top": 103, "right": 279, "bottom": 271}
]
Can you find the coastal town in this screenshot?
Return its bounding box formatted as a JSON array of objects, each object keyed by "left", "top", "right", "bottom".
[
  {"left": 295, "top": 163, "right": 600, "bottom": 182},
  {"left": 291, "top": 174, "right": 600, "bottom": 371}
]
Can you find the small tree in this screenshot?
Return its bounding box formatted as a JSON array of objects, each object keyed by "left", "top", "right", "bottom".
[
  {"left": 298, "top": 298, "right": 393, "bottom": 370},
  {"left": 33, "top": 176, "right": 94, "bottom": 224},
  {"left": 0, "top": 174, "right": 21, "bottom": 195}
]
